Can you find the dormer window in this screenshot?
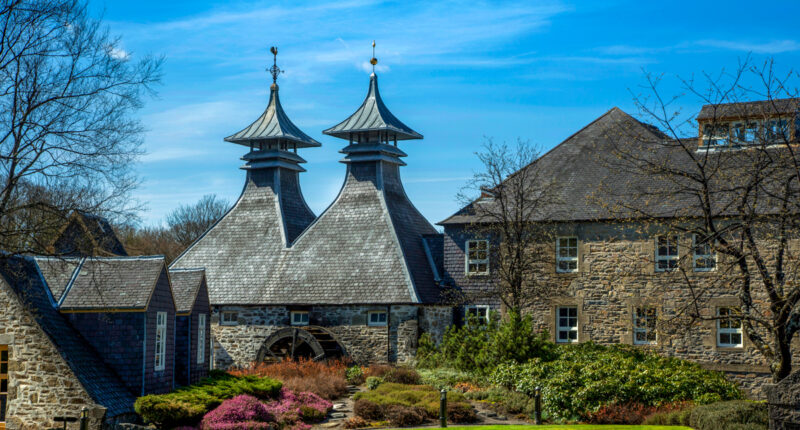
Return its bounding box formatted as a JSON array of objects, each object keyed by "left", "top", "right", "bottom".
[
  {"left": 702, "top": 123, "right": 729, "bottom": 147},
  {"left": 767, "top": 118, "right": 790, "bottom": 142}
]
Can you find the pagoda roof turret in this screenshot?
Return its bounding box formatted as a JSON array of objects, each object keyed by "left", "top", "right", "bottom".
[{"left": 323, "top": 73, "right": 422, "bottom": 141}]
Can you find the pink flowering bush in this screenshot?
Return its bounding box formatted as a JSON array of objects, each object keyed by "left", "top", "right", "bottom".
[
  {"left": 200, "top": 389, "right": 331, "bottom": 430},
  {"left": 264, "top": 388, "right": 333, "bottom": 428},
  {"left": 201, "top": 395, "right": 273, "bottom": 429}
]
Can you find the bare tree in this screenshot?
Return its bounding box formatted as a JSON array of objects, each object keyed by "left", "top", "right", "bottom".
[
  {"left": 454, "top": 138, "right": 562, "bottom": 315},
  {"left": 166, "top": 194, "right": 229, "bottom": 248},
  {"left": 0, "top": 0, "right": 161, "bottom": 255},
  {"left": 600, "top": 58, "right": 800, "bottom": 382}
]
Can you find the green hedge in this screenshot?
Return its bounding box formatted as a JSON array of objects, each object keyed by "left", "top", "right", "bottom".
[
  {"left": 353, "top": 382, "right": 477, "bottom": 423},
  {"left": 134, "top": 370, "right": 282, "bottom": 428},
  {"left": 490, "top": 342, "right": 743, "bottom": 422}
]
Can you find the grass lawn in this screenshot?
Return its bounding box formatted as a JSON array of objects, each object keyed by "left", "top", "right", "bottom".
[{"left": 439, "top": 426, "right": 691, "bottom": 430}]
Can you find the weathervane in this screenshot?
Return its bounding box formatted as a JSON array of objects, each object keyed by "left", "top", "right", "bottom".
[
  {"left": 370, "top": 40, "right": 378, "bottom": 73},
  {"left": 269, "top": 46, "right": 283, "bottom": 85}
]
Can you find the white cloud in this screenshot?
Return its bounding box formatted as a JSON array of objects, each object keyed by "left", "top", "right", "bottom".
[
  {"left": 697, "top": 39, "right": 800, "bottom": 54},
  {"left": 105, "top": 45, "right": 130, "bottom": 60}
]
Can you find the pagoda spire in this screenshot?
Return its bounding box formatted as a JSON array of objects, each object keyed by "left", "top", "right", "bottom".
[{"left": 225, "top": 47, "right": 320, "bottom": 152}]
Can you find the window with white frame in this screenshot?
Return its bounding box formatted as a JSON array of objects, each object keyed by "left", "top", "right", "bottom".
[
  {"left": 220, "top": 310, "right": 238, "bottom": 326},
  {"left": 291, "top": 311, "right": 309, "bottom": 326},
  {"left": 655, "top": 235, "right": 679, "bottom": 272},
  {"left": 556, "top": 306, "right": 578, "bottom": 343},
  {"left": 633, "top": 307, "right": 657, "bottom": 345},
  {"left": 702, "top": 123, "right": 730, "bottom": 147},
  {"left": 717, "top": 307, "right": 743, "bottom": 348},
  {"left": 556, "top": 237, "right": 578, "bottom": 273},
  {"left": 465, "top": 305, "right": 490, "bottom": 325},
  {"left": 197, "top": 314, "right": 206, "bottom": 364},
  {"left": 693, "top": 234, "right": 716, "bottom": 272},
  {"left": 154, "top": 312, "right": 167, "bottom": 371},
  {"left": 465, "top": 240, "right": 489, "bottom": 275},
  {"left": 368, "top": 311, "right": 387, "bottom": 326}
]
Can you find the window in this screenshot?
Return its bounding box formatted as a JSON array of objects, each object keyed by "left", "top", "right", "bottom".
[
  {"left": 155, "top": 312, "right": 167, "bottom": 371},
  {"left": 702, "top": 123, "right": 730, "bottom": 146},
  {"left": 745, "top": 122, "right": 760, "bottom": 143},
  {"left": 556, "top": 306, "right": 578, "bottom": 343},
  {"left": 767, "top": 118, "right": 790, "bottom": 142},
  {"left": 556, "top": 237, "right": 578, "bottom": 273},
  {"left": 731, "top": 122, "right": 746, "bottom": 144},
  {"left": 0, "top": 345, "right": 7, "bottom": 426},
  {"left": 633, "top": 307, "right": 657, "bottom": 345},
  {"left": 693, "top": 234, "right": 716, "bottom": 272},
  {"left": 197, "top": 314, "right": 206, "bottom": 364},
  {"left": 368, "top": 311, "right": 388, "bottom": 326},
  {"left": 717, "top": 307, "right": 743, "bottom": 348},
  {"left": 220, "top": 311, "right": 238, "bottom": 326},
  {"left": 465, "top": 305, "right": 490, "bottom": 325},
  {"left": 655, "top": 235, "right": 679, "bottom": 272},
  {"left": 465, "top": 240, "right": 489, "bottom": 275},
  {"left": 291, "top": 311, "right": 309, "bottom": 326}
]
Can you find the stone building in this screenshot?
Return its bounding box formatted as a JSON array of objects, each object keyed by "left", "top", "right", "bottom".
[
  {"left": 171, "top": 52, "right": 451, "bottom": 368},
  {"left": 439, "top": 102, "right": 800, "bottom": 398}
]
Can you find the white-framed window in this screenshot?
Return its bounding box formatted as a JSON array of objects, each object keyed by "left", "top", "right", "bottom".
[
  {"left": 368, "top": 311, "right": 387, "bottom": 326},
  {"left": 556, "top": 306, "right": 578, "bottom": 343},
  {"left": 465, "top": 305, "right": 490, "bottom": 325},
  {"left": 767, "top": 118, "right": 790, "bottom": 142},
  {"left": 655, "top": 235, "right": 679, "bottom": 272},
  {"left": 556, "top": 237, "right": 578, "bottom": 273},
  {"left": 290, "top": 311, "right": 309, "bottom": 326},
  {"left": 717, "top": 307, "right": 743, "bottom": 348},
  {"left": 154, "top": 311, "right": 167, "bottom": 371},
  {"left": 693, "top": 234, "right": 716, "bottom": 272},
  {"left": 220, "top": 310, "right": 238, "bottom": 326},
  {"left": 465, "top": 240, "right": 489, "bottom": 275},
  {"left": 197, "top": 314, "right": 206, "bottom": 364},
  {"left": 633, "top": 307, "right": 657, "bottom": 345},
  {"left": 702, "top": 123, "right": 730, "bottom": 147}
]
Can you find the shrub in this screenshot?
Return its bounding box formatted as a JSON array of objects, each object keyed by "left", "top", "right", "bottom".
[
  {"left": 354, "top": 398, "right": 384, "bottom": 421},
  {"left": 346, "top": 366, "right": 365, "bottom": 385},
  {"left": 417, "top": 367, "right": 476, "bottom": 390},
  {"left": 135, "top": 372, "right": 282, "bottom": 428},
  {"left": 353, "top": 383, "right": 475, "bottom": 423},
  {"left": 644, "top": 407, "right": 694, "bottom": 426},
  {"left": 489, "top": 342, "right": 742, "bottom": 422},
  {"left": 585, "top": 402, "right": 663, "bottom": 424},
  {"left": 366, "top": 376, "right": 384, "bottom": 390},
  {"left": 263, "top": 388, "right": 333, "bottom": 427},
  {"left": 384, "top": 404, "right": 427, "bottom": 427},
  {"left": 343, "top": 416, "right": 370, "bottom": 429},
  {"left": 446, "top": 403, "right": 479, "bottom": 423},
  {"left": 201, "top": 395, "right": 273, "bottom": 429},
  {"left": 688, "top": 400, "right": 768, "bottom": 430},
  {"left": 384, "top": 367, "right": 421, "bottom": 385},
  {"left": 364, "top": 364, "right": 393, "bottom": 378},
  {"left": 231, "top": 359, "right": 348, "bottom": 400}
]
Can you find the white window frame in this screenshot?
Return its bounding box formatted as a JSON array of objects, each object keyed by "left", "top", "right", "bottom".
[
  {"left": 633, "top": 307, "right": 657, "bottom": 345},
  {"left": 290, "top": 311, "right": 309, "bottom": 326},
  {"left": 464, "top": 305, "right": 490, "bottom": 325},
  {"left": 367, "top": 311, "right": 388, "bottom": 327},
  {"left": 556, "top": 306, "right": 578, "bottom": 343},
  {"left": 693, "top": 234, "right": 717, "bottom": 272},
  {"left": 220, "top": 310, "right": 238, "bottom": 326},
  {"left": 465, "top": 239, "right": 489, "bottom": 275},
  {"left": 717, "top": 307, "right": 743, "bottom": 348},
  {"left": 197, "top": 314, "right": 206, "bottom": 364},
  {"left": 655, "top": 235, "right": 679, "bottom": 272},
  {"left": 556, "top": 236, "right": 579, "bottom": 273},
  {"left": 154, "top": 311, "right": 167, "bottom": 371}
]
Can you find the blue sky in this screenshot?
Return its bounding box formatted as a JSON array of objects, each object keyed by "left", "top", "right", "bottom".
[{"left": 93, "top": 0, "right": 800, "bottom": 227}]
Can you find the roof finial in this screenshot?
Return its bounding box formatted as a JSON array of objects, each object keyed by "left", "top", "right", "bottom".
[
  {"left": 370, "top": 40, "right": 377, "bottom": 74},
  {"left": 268, "top": 46, "right": 283, "bottom": 88}
]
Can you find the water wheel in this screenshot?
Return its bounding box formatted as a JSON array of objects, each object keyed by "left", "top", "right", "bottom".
[{"left": 257, "top": 326, "right": 344, "bottom": 363}]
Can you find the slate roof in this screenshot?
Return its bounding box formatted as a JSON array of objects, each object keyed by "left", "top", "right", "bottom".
[
  {"left": 323, "top": 73, "right": 423, "bottom": 141},
  {"left": 53, "top": 211, "right": 128, "bottom": 257},
  {"left": 33, "top": 256, "right": 81, "bottom": 303},
  {"left": 440, "top": 106, "right": 799, "bottom": 226},
  {"left": 58, "top": 256, "right": 168, "bottom": 311},
  {"left": 225, "top": 85, "right": 321, "bottom": 148},
  {"left": 696, "top": 97, "right": 799, "bottom": 120},
  {"left": 169, "top": 268, "right": 205, "bottom": 313},
  {"left": 0, "top": 256, "right": 136, "bottom": 418}
]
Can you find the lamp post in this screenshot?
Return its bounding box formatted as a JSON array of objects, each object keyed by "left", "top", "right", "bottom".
[
  {"left": 439, "top": 388, "right": 447, "bottom": 428},
  {"left": 80, "top": 407, "right": 88, "bottom": 430},
  {"left": 534, "top": 386, "right": 542, "bottom": 425}
]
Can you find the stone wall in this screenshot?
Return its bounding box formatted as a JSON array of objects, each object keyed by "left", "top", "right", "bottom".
[
  {"left": 0, "top": 278, "right": 106, "bottom": 430},
  {"left": 443, "top": 222, "right": 800, "bottom": 398},
  {"left": 210, "top": 304, "right": 431, "bottom": 368},
  {"left": 765, "top": 370, "right": 800, "bottom": 429},
  {"left": 418, "top": 306, "right": 454, "bottom": 345}
]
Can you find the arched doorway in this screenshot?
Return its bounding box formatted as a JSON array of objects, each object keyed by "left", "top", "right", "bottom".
[{"left": 257, "top": 326, "right": 345, "bottom": 362}]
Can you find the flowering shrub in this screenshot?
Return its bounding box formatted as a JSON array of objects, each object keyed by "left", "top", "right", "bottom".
[
  {"left": 263, "top": 388, "right": 333, "bottom": 427},
  {"left": 231, "top": 359, "right": 349, "bottom": 400},
  {"left": 201, "top": 395, "right": 273, "bottom": 429}
]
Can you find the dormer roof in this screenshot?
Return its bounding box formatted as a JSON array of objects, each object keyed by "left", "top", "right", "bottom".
[
  {"left": 225, "top": 84, "right": 321, "bottom": 148},
  {"left": 169, "top": 268, "right": 206, "bottom": 314},
  {"left": 324, "top": 73, "right": 422, "bottom": 141},
  {"left": 697, "top": 97, "right": 800, "bottom": 121}
]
